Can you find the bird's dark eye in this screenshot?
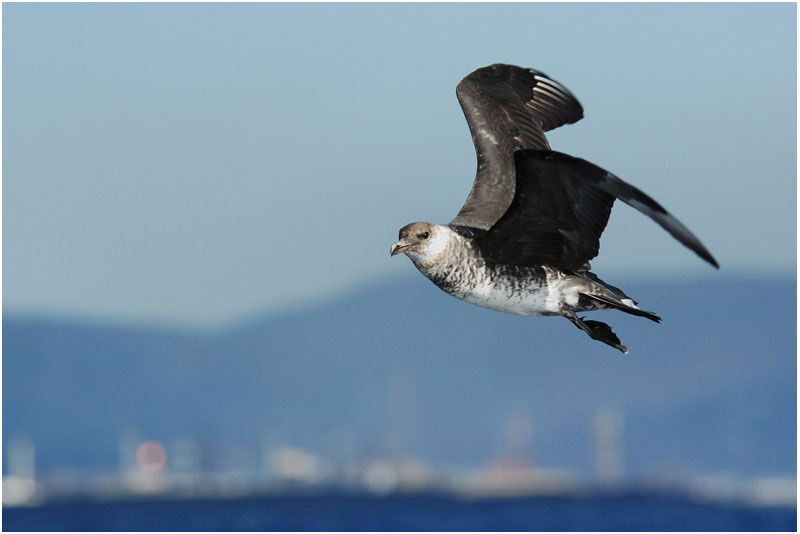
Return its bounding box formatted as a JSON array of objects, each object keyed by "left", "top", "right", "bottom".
[{"left": 418, "top": 232, "right": 430, "bottom": 240}]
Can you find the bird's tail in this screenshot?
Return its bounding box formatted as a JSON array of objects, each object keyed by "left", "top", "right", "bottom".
[
  {"left": 579, "top": 272, "right": 661, "bottom": 323},
  {"left": 581, "top": 292, "right": 661, "bottom": 323}
]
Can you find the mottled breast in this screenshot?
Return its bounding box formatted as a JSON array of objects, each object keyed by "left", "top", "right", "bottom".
[{"left": 414, "top": 231, "right": 573, "bottom": 316}]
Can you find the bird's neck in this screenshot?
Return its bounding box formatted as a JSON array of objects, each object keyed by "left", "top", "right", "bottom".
[{"left": 409, "top": 228, "right": 475, "bottom": 274}]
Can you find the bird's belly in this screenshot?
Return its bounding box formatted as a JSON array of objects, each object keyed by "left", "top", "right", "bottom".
[{"left": 449, "top": 274, "right": 569, "bottom": 316}]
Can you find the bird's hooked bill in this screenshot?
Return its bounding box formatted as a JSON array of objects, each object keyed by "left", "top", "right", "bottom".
[{"left": 390, "top": 242, "right": 411, "bottom": 256}]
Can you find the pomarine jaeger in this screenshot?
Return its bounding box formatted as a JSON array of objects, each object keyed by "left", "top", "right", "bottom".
[{"left": 390, "top": 63, "right": 718, "bottom": 353}]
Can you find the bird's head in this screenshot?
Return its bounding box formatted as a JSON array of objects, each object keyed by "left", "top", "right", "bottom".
[{"left": 390, "top": 222, "right": 448, "bottom": 264}]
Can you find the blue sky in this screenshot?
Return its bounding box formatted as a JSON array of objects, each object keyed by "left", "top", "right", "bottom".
[{"left": 3, "top": 3, "right": 796, "bottom": 327}]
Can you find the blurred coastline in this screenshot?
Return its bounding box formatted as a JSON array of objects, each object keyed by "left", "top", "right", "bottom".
[{"left": 3, "top": 439, "right": 796, "bottom": 510}]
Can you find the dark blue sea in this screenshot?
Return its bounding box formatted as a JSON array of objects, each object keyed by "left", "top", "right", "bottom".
[{"left": 3, "top": 493, "right": 797, "bottom": 532}]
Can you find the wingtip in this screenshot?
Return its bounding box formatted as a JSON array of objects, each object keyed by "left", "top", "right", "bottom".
[{"left": 700, "top": 250, "right": 720, "bottom": 269}]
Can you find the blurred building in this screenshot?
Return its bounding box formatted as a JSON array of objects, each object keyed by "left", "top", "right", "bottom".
[
  {"left": 3, "top": 435, "right": 39, "bottom": 506},
  {"left": 268, "top": 446, "right": 324, "bottom": 484},
  {"left": 593, "top": 406, "right": 624, "bottom": 486}
]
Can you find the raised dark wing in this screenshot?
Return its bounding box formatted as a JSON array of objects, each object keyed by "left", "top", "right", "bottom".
[
  {"left": 449, "top": 64, "right": 584, "bottom": 230},
  {"left": 475, "top": 150, "right": 719, "bottom": 270}
]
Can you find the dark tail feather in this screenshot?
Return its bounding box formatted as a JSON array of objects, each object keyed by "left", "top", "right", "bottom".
[{"left": 582, "top": 293, "right": 661, "bottom": 323}]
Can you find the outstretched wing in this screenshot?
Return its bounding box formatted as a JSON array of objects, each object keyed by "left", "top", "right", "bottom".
[
  {"left": 449, "top": 64, "right": 584, "bottom": 230},
  {"left": 475, "top": 150, "right": 719, "bottom": 270}
]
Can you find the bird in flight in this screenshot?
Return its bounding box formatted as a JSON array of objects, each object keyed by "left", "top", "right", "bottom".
[{"left": 391, "top": 63, "right": 718, "bottom": 353}]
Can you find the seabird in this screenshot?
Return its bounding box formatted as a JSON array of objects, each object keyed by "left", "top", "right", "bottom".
[{"left": 390, "top": 63, "right": 718, "bottom": 353}]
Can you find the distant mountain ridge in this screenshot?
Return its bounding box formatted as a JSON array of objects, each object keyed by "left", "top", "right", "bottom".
[{"left": 3, "top": 274, "right": 796, "bottom": 479}]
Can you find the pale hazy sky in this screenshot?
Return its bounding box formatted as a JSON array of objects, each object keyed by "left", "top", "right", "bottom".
[{"left": 3, "top": 3, "right": 796, "bottom": 327}]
